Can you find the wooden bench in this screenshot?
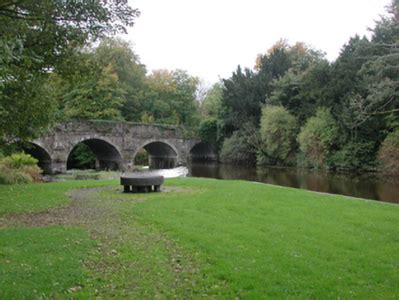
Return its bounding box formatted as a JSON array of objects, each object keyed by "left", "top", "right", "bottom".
[{"left": 120, "top": 174, "right": 164, "bottom": 193}]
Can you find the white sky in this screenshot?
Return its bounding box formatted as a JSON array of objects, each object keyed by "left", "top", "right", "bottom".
[{"left": 124, "top": 0, "right": 391, "bottom": 84}]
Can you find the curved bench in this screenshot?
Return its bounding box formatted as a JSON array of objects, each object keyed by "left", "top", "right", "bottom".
[{"left": 120, "top": 174, "right": 164, "bottom": 193}]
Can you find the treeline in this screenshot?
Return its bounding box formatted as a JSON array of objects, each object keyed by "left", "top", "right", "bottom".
[
  {"left": 200, "top": 1, "right": 399, "bottom": 174},
  {"left": 1, "top": 0, "right": 398, "bottom": 175},
  {"left": 49, "top": 38, "right": 201, "bottom": 127}
]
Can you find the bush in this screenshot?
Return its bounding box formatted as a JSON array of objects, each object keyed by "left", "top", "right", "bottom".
[
  {"left": 220, "top": 130, "right": 256, "bottom": 165},
  {"left": 258, "top": 106, "right": 298, "bottom": 166},
  {"left": 378, "top": 130, "right": 399, "bottom": 176},
  {"left": 298, "top": 108, "right": 339, "bottom": 168},
  {"left": 328, "top": 141, "right": 377, "bottom": 171},
  {"left": 0, "top": 153, "right": 42, "bottom": 184},
  {"left": 134, "top": 148, "right": 149, "bottom": 166},
  {"left": 68, "top": 143, "right": 96, "bottom": 169},
  {"left": 1, "top": 153, "right": 38, "bottom": 168},
  {"left": 198, "top": 118, "right": 219, "bottom": 147}
]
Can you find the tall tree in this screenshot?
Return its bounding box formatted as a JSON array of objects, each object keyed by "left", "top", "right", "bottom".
[
  {"left": 220, "top": 66, "right": 264, "bottom": 135},
  {"left": 140, "top": 69, "right": 200, "bottom": 126},
  {"left": 0, "top": 0, "right": 139, "bottom": 148},
  {"left": 94, "top": 38, "right": 146, "bottom": 121}
]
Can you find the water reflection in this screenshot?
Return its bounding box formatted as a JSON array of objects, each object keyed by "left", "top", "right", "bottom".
[{"left": 187, "top": 162, "right": 399, "bottom": 204}]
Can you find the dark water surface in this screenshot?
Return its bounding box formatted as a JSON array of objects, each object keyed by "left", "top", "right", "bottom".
[{"left": 187, "top": 162, "right": 399, "bottom": 204}]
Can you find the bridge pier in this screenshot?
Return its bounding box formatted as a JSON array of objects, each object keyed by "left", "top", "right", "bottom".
[
  {"left": 51, "top": 160, "right": 67, "bottom": 174},
  {"left": 148, "top": 155, "right": 177, "bottom": 169}
]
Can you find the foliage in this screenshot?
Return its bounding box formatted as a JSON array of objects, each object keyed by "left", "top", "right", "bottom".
[
  {"left": 93, "top": 38, "right": 147, "bottom": 121},
  {"left": 0, "top": 153, "right": 42, "bottom": 184},
  {"left": 62, "top": 64, "right": 126, "bottom": 120},
  {"left": 378, "top": 129, "right": 399, "bottom": 175},
  {"left": 220, "top": 66, "right": 266, "bottom": 135},
  {"left": 298, "top": 109, "right": 339, "bottom": 168},
  {"left": 0, "top": 0, "right": 138, "bottom": 148},
  {"left": 328, "top": 141, "right": 377, "bottom": 171},
  {"left": 200, "top": 82, "right": 223, "bottom": 118},
  {"left": 214, "top": 2, "right": 398, "bottom": 172},
  {"left": 258, "top": 106, "right": 298, "bottom": 165},
  {"left": 134, "top": 148, "right": 149, "bottom": 166},
  {"left": 220, "top": 128, "right": 256, "bottom": 165},
  {"left": 198, "top": 118, "right": 220, "bottom": 150},
  {"left": 0, "top": 74, "right": 58, "bottom": 150},
  {"left": 268, "top": 61, "right": 331, "bottom": 124},
  {"left": 1, "top": 152, "right": 38, "bottom": 168},
  {"left": 68, "top": 143, "right": 96, "bottom": 170},
  {"left": 140, "top": 69, "right": 200, "bottom": 126}
]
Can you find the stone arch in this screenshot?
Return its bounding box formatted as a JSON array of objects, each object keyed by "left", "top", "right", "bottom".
[
  {"left": 134, "top": 140, "right": 179, "bottom": 169},
  {"left": 22, "top": 142, "right": 53, "bottom": 174},
  {"left": 67, "top": 138, "right": 122, "bottom": 171},
  {"left": 189, "top": 142, "right": 217, "bottom": 162}
]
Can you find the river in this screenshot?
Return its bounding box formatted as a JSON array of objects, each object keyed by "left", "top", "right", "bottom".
[{"left": 187, "top": 162, "right": 399, "bottom": 204}]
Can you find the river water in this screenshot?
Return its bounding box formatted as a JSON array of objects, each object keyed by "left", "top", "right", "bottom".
[{"left": 187, "top": 162, "right": 399, "bottom": 204}]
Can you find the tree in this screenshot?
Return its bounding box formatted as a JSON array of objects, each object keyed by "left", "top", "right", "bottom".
[
  {"left": 266, "top": 44, "right": 329, "bottom": 124},
  {"left": 198, "top": 118, "right": 220, "bottom": 151},
  {"left": 220, "top": 66, "right": 265, "bottom": 135},
  {"left": 378, "top": 129, "right": 399, "bottom": 175},
  {"left": 0, "top": 74, "right": 57, "bottom": 151},
  {"left": 94, "top": 38, "right": 146, "bottom": 121},
  {"left": 0, "top": 0, "right": 139, "bottom": 148},
  {"left": 220, "top": 127, "right": 257, "bottom": 165},
  {"left": 200, "top": 82, "right": 223, "bottom": 118},
  {"left": 0, "top": 1, "right": 138, "bottom": 74},
  {"left": 258, "top": 106, "right": 298, "bottom": 166},
  {"left": 52, "top": 38, "right": 146, "bottom": 122},
  {"left": 298, "top": 109, "right": 339, "bottom": 168},
  {"left": 140, "top": 69, "right": 200, "bottom": 126},
  {"left": 62, "top": 64, "right": 126, "bottom": 120}
]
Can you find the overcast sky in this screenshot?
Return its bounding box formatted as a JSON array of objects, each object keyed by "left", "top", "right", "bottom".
[{"left": 125, "top": 0, "right": 391, "bottom": 84}]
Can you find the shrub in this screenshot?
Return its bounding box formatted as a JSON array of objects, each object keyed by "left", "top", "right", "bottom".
[
  {"left": 328, "top": 141, "right": 377, "bottom": 171},
  {"left": 258, "top": 106, "right": 298, "bottom": 166},
  {"left": 0, "top": 165, "right": 34, "bottom": 184},
  {"left": 198, "top": 118, "right": 222, "bottom": 152},
  {"left": 68, "top": 143, "right": 96, "bottom": 169},
  {"left": 378, "top": 130, "right": 399, "bottom": 176},
  {"left": 134, "top": 148, "right": 149, "bottom": 166},
  {"left": 1, "top": 153, "right": 38, "bottom": 168},
  {"left": 298, "top": 108, "right": 339, "bottom": 168},
  {"left": 74, "top": 173, "right": 100, "bottom": 180},
  {"left": 0, "top": 153, "right": 42, "bottom": 184},
  {"left": 220, "top": 130, "right": 256, "bottom": 165}
]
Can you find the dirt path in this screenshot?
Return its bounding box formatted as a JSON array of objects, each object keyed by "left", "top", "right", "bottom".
[{"left": 1, "top": 187, "right": 208, "bottom": 298}]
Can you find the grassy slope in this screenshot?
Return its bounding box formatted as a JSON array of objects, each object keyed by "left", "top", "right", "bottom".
[
  {"left": 124, "top": 178, "right": 399, "bottom": 299},
  {"left": 0, "top": 178, "right": 398, "bottom": 298}
]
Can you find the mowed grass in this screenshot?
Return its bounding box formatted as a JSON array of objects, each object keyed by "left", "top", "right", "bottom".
[
  {"left": 0, "top": 177, "right": 399, "bottom": 298},
  {"left": 0, "top": 227, "right": 95, "bottom": 299},
  {"left": 0, "top": 180, "right": 116, "bottom": 215},
  {"left": 118, "top": 178, "right": 399, "bottom": 299}
]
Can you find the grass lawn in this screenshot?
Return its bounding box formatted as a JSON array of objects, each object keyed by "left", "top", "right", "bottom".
[{"left": 0, "top": 177, "right": 399, "bottom": 298}]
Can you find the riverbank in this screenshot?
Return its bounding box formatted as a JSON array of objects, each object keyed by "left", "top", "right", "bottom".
[
  {"left": 188, "top": 162, "right": 399, "bottom": 203},
  {"left": 1, "top": 177, "right": 398, "bottom": 298}
]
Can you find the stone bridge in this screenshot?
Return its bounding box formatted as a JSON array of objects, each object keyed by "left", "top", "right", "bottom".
[{"left": 25, "top": 120, "right": 216, "bottom": 174}]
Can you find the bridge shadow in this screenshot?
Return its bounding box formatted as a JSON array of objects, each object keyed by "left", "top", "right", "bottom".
[
  {"left": 22, "top": 143, "right": 52, "bottom": 174},
  {"left": 189, "top": 142, "right": 217, "bottom": 162},
  {"left": 67, "top": 139, "right": 122, "bottom": 171},
  {"left": 135, "top": 141, "right": 178, "bottom": 169}
]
